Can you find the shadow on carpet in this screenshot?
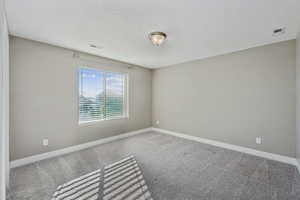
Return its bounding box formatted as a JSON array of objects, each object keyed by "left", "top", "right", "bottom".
[{"left": 52, "top": 156, "right": 153, "bottom": 200}]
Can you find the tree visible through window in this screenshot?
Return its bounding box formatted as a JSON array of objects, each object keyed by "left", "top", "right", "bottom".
[{"left": 79, "top": 68, "right": 126, "bottom": 123}]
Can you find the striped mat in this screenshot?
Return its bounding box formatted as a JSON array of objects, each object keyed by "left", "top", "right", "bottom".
[{"left": 52, "top": 156, "right": 153, "bottom": 200}]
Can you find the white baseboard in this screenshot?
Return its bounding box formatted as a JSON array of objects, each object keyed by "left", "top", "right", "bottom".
[
  {"left": 10, "top": 126, "right": 300, "bottom": 172},
  {"left": 152, "top": 128, "right": 298, "bottom": 166},
  {"left": 10, "top": 128, "right": 152, "bottom": 168}
]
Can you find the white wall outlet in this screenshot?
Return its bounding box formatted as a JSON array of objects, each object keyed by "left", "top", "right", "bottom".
[
  {"left": 43, "top": 139, "right": 49, "bottom": 146},
  {"left": 156, "top": 120, "right": 160, "bottom": 125},
  {"left": 256, "top": 137, "right": 262, "bottom": 145}
]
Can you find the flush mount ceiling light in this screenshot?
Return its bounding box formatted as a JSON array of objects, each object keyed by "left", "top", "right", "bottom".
[{"left": 149, "top": 32, "right": 167, "bottom": 46}]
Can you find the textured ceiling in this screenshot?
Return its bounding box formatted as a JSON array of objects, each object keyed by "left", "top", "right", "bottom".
[{"left": 6, "top": 0, "right": 300, "bottom": 68}]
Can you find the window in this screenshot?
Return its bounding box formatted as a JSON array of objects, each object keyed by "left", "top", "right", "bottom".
[{"left": 79, "top": 68, "right": 127, "bottom": 123}]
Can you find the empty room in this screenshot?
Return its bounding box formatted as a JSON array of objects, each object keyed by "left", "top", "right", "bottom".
[{"left": 1, "top": 0, "right": 300, "bottom": 199}]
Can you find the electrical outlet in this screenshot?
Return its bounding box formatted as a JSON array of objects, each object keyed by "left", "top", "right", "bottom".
[
  {"left": 43, "top": 139, "right": 49, "bottom": 146},
  {"left": 256, "top": 137, "right": 262, "bottom": 145},
  {"left": 156, "top": 120, "right": 160, "bottom": 125}
]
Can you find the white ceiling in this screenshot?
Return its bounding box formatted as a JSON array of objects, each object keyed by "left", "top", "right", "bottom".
[{"left": 6, "top": 0, "right": 300, "bottom": 68}]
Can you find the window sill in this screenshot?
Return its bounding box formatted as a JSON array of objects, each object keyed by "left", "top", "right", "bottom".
[{"left": 79, "top": 116, "right": 129, "bottom": 127}]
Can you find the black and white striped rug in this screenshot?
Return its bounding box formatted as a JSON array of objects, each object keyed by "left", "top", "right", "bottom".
[{"left": 52, "top": 156, "right": 152, "bottom": 200}]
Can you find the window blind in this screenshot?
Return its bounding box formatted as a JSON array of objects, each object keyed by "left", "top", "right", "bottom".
[
  {"left": 79, "top": 68, "right": 126, "bottom": 123},
  {"left": 105, "top": 72, "right": 125, "bottom": 119}
]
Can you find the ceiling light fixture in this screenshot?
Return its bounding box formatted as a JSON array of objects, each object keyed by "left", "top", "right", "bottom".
[{"left": 149, "top": 32, "right": 167, "bottom": 46}]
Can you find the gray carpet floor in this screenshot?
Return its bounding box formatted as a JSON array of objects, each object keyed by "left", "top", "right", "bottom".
[{"left": 7, "top": 131, "right": 300, "bottom": 200}]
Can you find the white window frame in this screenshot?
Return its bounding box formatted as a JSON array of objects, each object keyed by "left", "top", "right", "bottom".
[{"left": 78, "top": 66, "right": 129, "bottom": 125}]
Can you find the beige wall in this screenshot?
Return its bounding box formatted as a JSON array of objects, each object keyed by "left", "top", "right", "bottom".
[
  {"left": 9, "top": 36, "right": 298, "bottom": 160},
  {"left": 9, "top": 36, "right": 152, "bottom": 160},
  {"left": 153, "top": 40, "right": 296, "bottom": 157},
  {"left": 297, "top": 34, "right": 300, "bottom": 165}
]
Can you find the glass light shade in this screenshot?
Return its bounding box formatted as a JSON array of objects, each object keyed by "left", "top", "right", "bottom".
[{"left": 149, "top": 32, "right": 167, "bottom": 46}]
